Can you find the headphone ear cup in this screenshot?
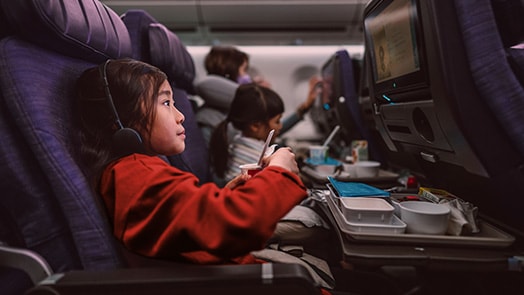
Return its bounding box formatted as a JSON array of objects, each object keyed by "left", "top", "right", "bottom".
[{"left": 111, "top": 128, "right": 145, "bottom": 157}]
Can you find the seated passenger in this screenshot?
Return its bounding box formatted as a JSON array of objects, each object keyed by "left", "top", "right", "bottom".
[
  {"left": 195, "top": 45, "right": 321, "bottom": 146},
  {"left": 209, "top": 83, "right": 284, "bottom": 183},
  {"left": 75, "top": 58, "right": 307, "bottom": 266},
  {"left": 209, "top": 83, "right": 332, "bottom": 270}
]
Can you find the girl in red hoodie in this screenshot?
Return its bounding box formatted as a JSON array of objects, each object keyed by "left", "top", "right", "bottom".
[{"left": 75, "top": 58, "right": 308, "bottom": 266}]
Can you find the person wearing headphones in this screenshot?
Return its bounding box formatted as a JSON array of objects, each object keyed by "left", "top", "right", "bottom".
[{"left": 75, "top": 58, "right": 309, "bottom": 265}]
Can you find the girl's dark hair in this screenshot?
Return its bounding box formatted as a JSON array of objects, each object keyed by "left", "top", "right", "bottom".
[
  {"left": 209, "top": 83, "right": 284, "bottom": 178},
  {"left": 204, "top": 46, "right": 249, "bottom": 82},
  {"left": 75, "top": 58, "right": 167, "bottom": 188}
]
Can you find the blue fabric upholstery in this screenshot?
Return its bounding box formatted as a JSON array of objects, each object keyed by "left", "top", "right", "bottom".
[
  {"left": 0, "top": 37, "right": 122, "bottom": 272},
  {"left": 149, "top": 23, "right": 196, "bottom": 94},
  {"left": 0, "top": 0, "right": 132, "bottom": 272},
  {"left": 120, "top": 9, "right": 157, "bottom": 61},
  {"left": 122, "top": 10, "right": 196, "bottom": 94},
  {"left": 455, "top": 0, "right": 524, "bottom": 157}
]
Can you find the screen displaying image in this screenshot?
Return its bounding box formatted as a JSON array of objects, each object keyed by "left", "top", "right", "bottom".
[{"left": 365, "top": 0, "right": 420, "bottom": 84}]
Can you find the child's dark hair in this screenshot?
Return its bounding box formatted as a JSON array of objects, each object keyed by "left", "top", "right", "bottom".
[
  {"left": 210, "top": 83, "right": 284, "bottom": 178},
  {"left": 75, "top": 58, "right": 167, "bottom": 188},
  {"left": 204, "top": 46, "right": 249, "bottom": 82}
]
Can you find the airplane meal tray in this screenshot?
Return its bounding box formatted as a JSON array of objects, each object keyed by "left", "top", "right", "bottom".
[
  {"left": 325, "top": 184, "right": 515, "bottom": 248},
  {"left": 301, "top": 165, "right": 399, "bottom": 184}
]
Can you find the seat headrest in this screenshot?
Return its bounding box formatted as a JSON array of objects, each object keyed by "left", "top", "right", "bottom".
[
  {"left": 121, "top": 9, "right": 196, "bottom": 94},
  {"left": 121, "top": 9, "right": 157, "bottom": 61},
  {"left": 148, "top": 23, "right": 196, "bottom": 94},
  {"left": 0, "top": 0, "right": 132, "bottom": 63},
  {"left": 194, "top": 75, "right": 239, "bottom": 111}
]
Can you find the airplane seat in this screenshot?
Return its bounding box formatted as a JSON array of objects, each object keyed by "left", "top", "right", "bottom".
[
  {"left": 0, "top": 0, "right": 131, "bottom": 273},
  {"left": 122, "top": 9, "right": 212, "bottom": 184},
  {"left": 331, "top": 50, "right": 386, "bottom": 164},
  {"left": 0, "top": 1, "right": 319, "bottom": 294}
]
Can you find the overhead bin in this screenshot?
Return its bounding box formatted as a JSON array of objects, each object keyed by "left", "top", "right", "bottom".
[{"left": 101, "top": 0, "right": 368, "bottom": 45}]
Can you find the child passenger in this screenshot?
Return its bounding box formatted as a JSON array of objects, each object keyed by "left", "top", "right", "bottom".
[
  {"left": 208, "top": 84, "right": 334, "bottom": 289},
  {"left": 209, "top": 83, "right": 285, "bottom": 183},
  {"left": 75, "top": 59, "right": 308, "bottom": 266}
]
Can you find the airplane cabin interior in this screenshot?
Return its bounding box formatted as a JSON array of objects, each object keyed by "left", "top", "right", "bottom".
[{"left": 0, "top": 0, "right": 524, "bottom": 294}]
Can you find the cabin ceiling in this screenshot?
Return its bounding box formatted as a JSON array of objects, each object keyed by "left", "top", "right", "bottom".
[{"left": 101, "top": 0, "right": 369, "bottom": 46}]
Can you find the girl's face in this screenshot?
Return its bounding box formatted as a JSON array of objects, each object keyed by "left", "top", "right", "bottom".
[
  {"left": 267, "top": 114, "right": 283, "bottom": 139},
  {"left": 251, "top": 113, "right": 283, "bottom": 142},
  {"left": 148, "top": 80, "right": 186, "bottom": 156}
]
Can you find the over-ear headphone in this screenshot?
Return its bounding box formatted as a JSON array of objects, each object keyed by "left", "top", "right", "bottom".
[{"left": 99, "top": 59, "right": 145, "bottom": 156}]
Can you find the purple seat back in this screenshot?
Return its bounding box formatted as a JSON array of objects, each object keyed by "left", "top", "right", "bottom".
[{"left": 0, "top": 0, "right": 133, "bottom": 272}]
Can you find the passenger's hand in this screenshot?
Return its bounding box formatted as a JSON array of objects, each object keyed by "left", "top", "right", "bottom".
[
  {"left": 263, "top": 147, "right": 299, "bottom": 174},
  {"left": 225, "top": 173, "right": 250, "bottom": 189},
  {"left": 298, "top": 76, "right": 322, "bottom": 115}
]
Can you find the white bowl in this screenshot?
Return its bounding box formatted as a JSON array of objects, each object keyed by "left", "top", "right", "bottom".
[
  {"left": 354, "top": 161, "right": 380, "bottom": 177},
  {"left": 398, "top": 201, "right": 450, "bottom": 235},
  {"left": 314, "top": 164, "right": 337, "bottom": 177},
  {"left": 342, "top": 163, "right": 356, "bottom": 176}
]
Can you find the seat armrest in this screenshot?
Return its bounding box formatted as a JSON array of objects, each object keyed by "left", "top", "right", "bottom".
[
  {"left": 0, "top": 244, "right": 52, "bottom": 285},
  {"left": 27, "top": 263, "right": 320, "bottom": 295}
]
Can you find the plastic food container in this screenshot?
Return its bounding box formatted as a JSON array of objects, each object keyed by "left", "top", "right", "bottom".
[
  {"left": 339, "top": 197, "right": 394, "bottom": 223},
  {"left": 342, "top": 215, "right": 407, "bottom": 234},
  {"left": 325, "top": 192, "right": 406, "bottom": 235}
]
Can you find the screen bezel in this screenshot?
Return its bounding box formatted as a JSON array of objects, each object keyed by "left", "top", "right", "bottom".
[
  {"left": 364, "top": 0, "right": 429, "bottom": 103},
  {"left": 320, "top": 55, "right": 337, "bottom": 110}
]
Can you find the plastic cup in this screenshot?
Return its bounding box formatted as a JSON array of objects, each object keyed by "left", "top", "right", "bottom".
[
  {"left": 239, "top": 163, "right": 263, "bottom": 176},
  {"left": 309, "top": 145, "right": 328, "bottom": 163}
]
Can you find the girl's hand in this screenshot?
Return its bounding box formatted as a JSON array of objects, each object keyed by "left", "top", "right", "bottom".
[
  {"left": 225, "top": 173, "right": 250, "bottom": 189},
  {"left": 263, "top": 147, "right": 299, "bottom": 174}
]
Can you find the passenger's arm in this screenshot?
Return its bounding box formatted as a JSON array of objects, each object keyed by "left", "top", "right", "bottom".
[{"left": 102, "top": 155, "right": 307, "bottom": 261}]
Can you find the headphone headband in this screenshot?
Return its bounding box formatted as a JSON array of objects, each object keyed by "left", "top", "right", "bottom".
[
  {"left": 99, "top": 59, "right": 124, "bottom": 130},
  {"left": 98, "top": 59, "right": 144, "bottom": 157}
]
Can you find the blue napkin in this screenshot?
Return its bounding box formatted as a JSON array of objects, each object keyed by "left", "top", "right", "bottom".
[{"left": 327, "top": 177, "right": 390, "bottom": 198}]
